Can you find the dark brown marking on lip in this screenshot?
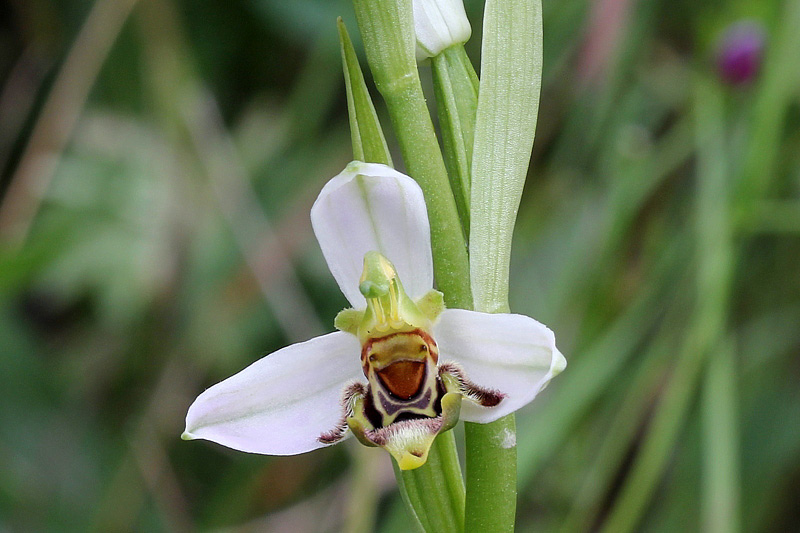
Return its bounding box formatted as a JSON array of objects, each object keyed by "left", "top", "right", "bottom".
[
  {"left": 377, "top": 387, "right": 433, "bottom": 418},
  {"left": 438, "top": 362, "right": 505, "bottom": 407},
  {"left": 318, "top": 382, "right": 369, "bottom": 444}
]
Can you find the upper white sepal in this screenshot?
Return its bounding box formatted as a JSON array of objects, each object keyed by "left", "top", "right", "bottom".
[{"left": 310, "top": 162, "right": 434, "bottom": 309}]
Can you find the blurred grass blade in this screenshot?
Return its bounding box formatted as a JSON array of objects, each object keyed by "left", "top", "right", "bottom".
[
  {"left": 337, "top": 18, "right": 392, "bottom": 166},
  {"left": 560, "top": 333, "right": 673, "bottom": 533},
  {"left": 702, "top": 337, "right": 741, "bottom": 533},
  {"left": 600, "top": 74, "right": 734, "bottom": 533},
  {"left": 285, "top": 34, "right": 343, "bottom": 145},
  {"left": 0, "top": 0, "right": 141, "bottom": 245},
  {"left": 517, "top": 236, "right": 687, "bottom": 487},
  {"left": 696, "top": 75, "right": 740, "bottom": 533},
  {"left": 735, "top": 0, "right": 800, "bottom": 223},
  {"left": 431, "top": 45, "right": 480, "bottom": 236},
  {"left": 598, "top": 319, "right": 708, "bottom": 533},
  {"left": 749, "top": 200, "right": 800, "bottom": 233}
]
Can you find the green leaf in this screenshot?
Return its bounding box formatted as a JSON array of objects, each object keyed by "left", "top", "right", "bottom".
[
  {"left": 469, "top": 0, "right": 543, "bottom": 314},
  {"left": 337, "top": 18, "right": 392, "bottom": 166}
]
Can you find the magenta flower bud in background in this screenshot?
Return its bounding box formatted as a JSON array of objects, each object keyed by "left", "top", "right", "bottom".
[{"left": 716, "top": 20, "right": 766, "bottom": 86}]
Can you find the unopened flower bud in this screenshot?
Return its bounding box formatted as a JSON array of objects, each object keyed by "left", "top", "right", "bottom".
[
  {"left": 413, "top": 0, "right": 471, "bottom": 61},
  {"left": 716, "top": 20, "right": 765, "bottom": 86}
]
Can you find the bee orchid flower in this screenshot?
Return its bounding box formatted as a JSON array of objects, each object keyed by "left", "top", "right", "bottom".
[{"left": 183, "top": 161, "right": 565, "bottom": 470}]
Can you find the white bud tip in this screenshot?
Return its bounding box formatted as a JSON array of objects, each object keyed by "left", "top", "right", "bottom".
[{"left": 413, "top": 0, "right": 472, "bottom": 61}]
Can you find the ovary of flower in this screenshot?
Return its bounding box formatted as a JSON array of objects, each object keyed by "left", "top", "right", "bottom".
[
  {"left": 182, "top": 161, "right": 566, "bottom": 470},
  {"left": 413, "top": 0, "right": 472, "bottom": 61}
]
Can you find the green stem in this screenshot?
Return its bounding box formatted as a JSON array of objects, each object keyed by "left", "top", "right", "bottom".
[
  {"left": 351, "top": 0, "right": 472, "bottom": 310},
  {"left": 464, "top": 416, "right": 517, "bottom": 533},
  {"left": 381, "top": 76, "right": 473, "bottom": 309},
  {"left": 395, "top": 431, "right": 465, "bottom": 533},
  {"left": 462, "top": 300, "right": 518, "bottom": 533},
  {"left": 349, "top": 3, "right": 471, "bottom": 530}
]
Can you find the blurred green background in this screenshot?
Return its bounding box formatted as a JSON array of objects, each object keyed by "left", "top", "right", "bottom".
[{"left": 1, "top": 0, "right": 798, "bottom": 531}]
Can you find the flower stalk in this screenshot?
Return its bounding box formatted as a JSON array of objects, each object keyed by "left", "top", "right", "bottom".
[
  {"left": 351, "top": 0, "right": 472, "bottom": 310},
  {"left": 339, "top": 14, "right": 466, "bottom": 526},
  {"left": 464, "top": 415, "right": 517, "bottom": 531}
]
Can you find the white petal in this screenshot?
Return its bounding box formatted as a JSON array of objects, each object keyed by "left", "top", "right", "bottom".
[
  {"left": 434, "top": 309, "right": 566, "bottom": 423},
  {"left": 311, "top": 162, "right": 434, "bottom": 308},
  {"left": 183, "top": 332, "right": 363, "bottom": 455}
]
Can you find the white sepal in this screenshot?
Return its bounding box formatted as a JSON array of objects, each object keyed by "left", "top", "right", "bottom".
[
  {"left": 434, "top": 309, "right": 566, "bottom": 423},
  {"left": 311, "top": 162, "right": 434, "bottom": 308},
  {"left": 413, "top": 0, "right": 472, "bottom": 61},
  {"left": 183, "top": 332, "right": 363, "bottom": 455}
]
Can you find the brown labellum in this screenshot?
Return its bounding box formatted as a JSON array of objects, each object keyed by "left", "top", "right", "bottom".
[{"left": 377, "top": 360, "right": 426, "bottom": 399}]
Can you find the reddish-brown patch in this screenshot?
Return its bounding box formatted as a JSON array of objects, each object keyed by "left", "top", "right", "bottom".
[{"left": 377, "top": 360, "right": 426, "bottom": 399}]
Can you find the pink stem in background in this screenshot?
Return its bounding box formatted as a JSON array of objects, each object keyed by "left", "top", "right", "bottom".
[
  {"left": 577, "top": 0, "right": 635, "bottom": 86},
  {"left": 0, "top": 0, "right": 140, "bottom": 246}
]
